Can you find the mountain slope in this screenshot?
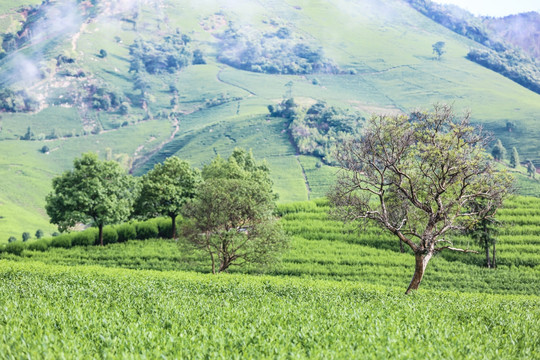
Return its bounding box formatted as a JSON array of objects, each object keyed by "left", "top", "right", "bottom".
[{"left": 0, "top": 0, "right": 539, "bottom": 239}]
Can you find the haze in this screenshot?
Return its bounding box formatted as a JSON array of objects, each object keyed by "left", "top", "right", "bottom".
[{"left": 432, "top": 0, "right": 540, "bottom": 17}]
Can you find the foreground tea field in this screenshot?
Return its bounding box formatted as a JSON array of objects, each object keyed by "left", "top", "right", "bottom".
[{"left": 0, "top": 261, "right": 538, "bottom": 359}]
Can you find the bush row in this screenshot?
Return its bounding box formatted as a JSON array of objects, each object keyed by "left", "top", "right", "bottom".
[{"left": 0, "top": 217, "right": 180, "bottom": 255}]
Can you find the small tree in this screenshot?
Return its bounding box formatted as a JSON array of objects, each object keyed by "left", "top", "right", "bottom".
[
  {"left": 527, "top": 160, "right": 536, "bottom": 179},
  {"left": 46, "top": 152, "right": 137, "bottom": 246},
  {"left": 491, "top": 139, "right": 506, "bottom": 161},
  {"left": 8, "top": 236, "right": 16, "bottom": 243},
  {"left": 40, "top": 145, "right": 50, "bottom": 154},
  {"left": 183, "top": 149, "right": 286, "bottom": 273},
  {"left": 35, "top": 229, "right": 44, "bottom": 239},
  {"left": 432, "top": 41, "right": 446, "bottom": 60},
  {"left": 467, "top": 200, "right": 499, "bottom": 268},
  {"left": 99, "top": 49, "right": 108, "bottom": 58},
  {"left": 21, "top": 126, "right": 33, "bottom": 140},
  {"left": 22, "top": 232, "right": 31, "bottom": 242},
  {"left": 135, "top": 156, "right": 199, "bottom": 238},
  {"left": 329, "top": 104, "right": 513, "bottom": 294},
  {"left": 510, "top": 147, "right": 520, "bottom": 168}
]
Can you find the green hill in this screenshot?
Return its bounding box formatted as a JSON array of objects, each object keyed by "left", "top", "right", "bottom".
[{"left": 0, "top": 0, "right": 539, "bottom": 239}]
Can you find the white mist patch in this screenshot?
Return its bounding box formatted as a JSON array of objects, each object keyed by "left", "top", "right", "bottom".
[{"left": 12, "top": 54, "right": 41, "bottom": 86}]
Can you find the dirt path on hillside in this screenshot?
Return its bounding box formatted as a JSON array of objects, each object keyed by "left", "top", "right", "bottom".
[
  {"left": 295, "top": 154, "right": 311, "bottom": 200},
  {"left": 216, "top": 68, "right": 257, "bottom": 96}
]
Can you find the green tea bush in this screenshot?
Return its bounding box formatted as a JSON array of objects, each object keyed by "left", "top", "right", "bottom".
[
  {"left": 103, "top": 227, "right": 118, "bottom": 245},
  {"left": 116, "top": 223, "right": 137, "bottom": 242},
  {"left": 136, "top": 221, "right": 159, "bottom": 240},
  {"left": 50, "top": 235, "right": 72, "bottom": 249},
  {"left": 27, "top": 238, "right": 51, "bottom": 252},
  {"left": 72, "top": 229, "right": 97, "bottom": 246},
  {"left": 155, "top": 218, "right": 172, "bottom": 238},
  {"left": 5, "top": 241, "right": 25, "bottom": 255}
]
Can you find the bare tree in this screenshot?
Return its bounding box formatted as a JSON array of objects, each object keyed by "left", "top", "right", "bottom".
[{"left": 328, "top": 104, "right": 513, "bottom": 294}]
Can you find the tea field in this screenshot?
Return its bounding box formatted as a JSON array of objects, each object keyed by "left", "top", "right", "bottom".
[{"left": 0, "top": 196, "right": 539, "bottom": 357}]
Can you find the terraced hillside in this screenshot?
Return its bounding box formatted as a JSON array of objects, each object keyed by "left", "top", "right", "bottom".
[
  {"left": 1, "top": 0, "right": 539, "bottom": 239},
  {"left": 0, "top": 196, "right": 539, "bottom": 357}
]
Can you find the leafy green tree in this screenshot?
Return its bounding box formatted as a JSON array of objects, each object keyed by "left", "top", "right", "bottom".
[
  {"left": 510, "top": 147, "right": 520, "bottom": 168},
  {"left": 329, "top": 105, "right": 513, "bottom": 294},
  {"left": 99, "top": 49, "right": 108, "bottom": 58},
  {"left": 40, "top": 145, "right": 49, "bottom": 154},
  {"left": 8, "top": 236, "right": 16, "bottom": 243},
  {"left": 432, "top": 41, "right": 446, "bottom": 60},
  {"left": 182, "top": 178, "right": 286, "bottom": 274},
  {"left": 22, "top": 232, "right": 31, "bottom": 242},
  {"left": 182, "top": 149, "right": 286, "bottom": 273},
  {"left": 135, "top": 156, "right": 199, "bottom": 238},
  {"left": 21, "top": 126, "right": 33, "bottom": 140},
  {"left": 491, "top": 139, "right": 506, "bottom": 161},
  {"left": 46, "top": 153, "right": 137, "bottom": 246},
  {"left": 35, "top": 229, "right": 44, "bottom": 239},
  {"left": 467, "top": 200, "right": 499, "bottom": 268}
]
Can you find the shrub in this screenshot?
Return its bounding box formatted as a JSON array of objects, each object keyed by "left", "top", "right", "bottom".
[
  {"left": 5, "top": 241, "right": 25, "bottom": 256},
  {"left": 27, "top": 238, "right": 51, "bottom": 252},
  {"left": 40, "top": 145, "right": 49, "bottom": 153},
  {"left": 116, "top": 223, "right": 137, "bottom": 242},
  {"left": 103, "top": 227, "right": 118, "bottom": 245},
  {"left": 35, "top": 229, "right": 44, "bottom": 239},
  {"left": 156, "top": 218, "right": 172, "bottom": 238},
  {"left": 8, "top": 236, "right": 17, "bottom": 243},
  {"left": 22, "top": 232, "right": 31, "bottom": 242},
  {"left": 136, "top": 221, "right": 159, "bottom": 240},
  {"left": 72, "top": 229, "right": 97, "bottom": 246},
  {"left": 50, "top": 235, "right": 72, "bottom": 249}
]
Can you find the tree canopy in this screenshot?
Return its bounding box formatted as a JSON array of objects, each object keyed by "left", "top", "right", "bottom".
[
  {"left": 329, "top": 104, "right": 513, "bottom": 293},
  {"left": 45, "top": 153, "right": 137, "bottom": 246},
  {"left": 135, "top": 156, "right": 199, "bottom": 238},
  {"left": 182, "top": 149, "right": 286, "bottom": 273}
]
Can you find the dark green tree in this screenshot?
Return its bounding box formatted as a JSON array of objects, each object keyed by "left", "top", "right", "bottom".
[
  {"left": 491, "top": 139, "right": 506, "bottom": 161},
  {"left": 467, "top": 200, "right": 499, "bottom": 268},
  {"left": 135, "top": 156, "right": 199, "bottom": 238},
  {"left": 329, "top": 105, "right": 513, "bottom": 294},
  {"left": 8, "top": 236, "right": 16, "bottom": 243},
  {"left": 510, "top": 147, "right": 520, "bottom": 168},
  {"left": 432, "top": 41, "right": 446, "bottom": 60},
  {"left": 99, "top": 49, "right": 108, "bottom": 58},
  {"left": 46, "top": 153, "right": 137, "bottom": 246},
  {"left": 22, "top": 232, "right": 31, "bottom": 242},
  {"left": 35, "top": 229, "right": 44, "bottom": 239},
  {"left": 21, "top": 126, "right": 33, "bottom": 140}
]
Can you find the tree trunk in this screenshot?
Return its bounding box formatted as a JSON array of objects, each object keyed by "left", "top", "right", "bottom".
[
  {"left": 399, "top": 239, "right": 404, "bottom": 253},
  {"left": 492, "top": 240, "right": 497, "bottom": 269},
  {"left": 485, "top": 239, "right": 491, "bottom": 268},
  {"left": 170, "top": 214, "right": 177, "bottom": 239},
  {"left": 405, "top": 252, "right": 432, "bottom": 294},
  {"left": 98, "top": 224, "right": 104, "bottom": 247}
]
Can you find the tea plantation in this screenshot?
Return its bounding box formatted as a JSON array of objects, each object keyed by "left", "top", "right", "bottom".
[{"left": 0, "top": 196, "right": 539, "bottom": 358}]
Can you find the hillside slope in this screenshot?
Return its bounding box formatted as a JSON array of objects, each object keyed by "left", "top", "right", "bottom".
[{"left": 0, "top": 0, "right": 539, "bottom": 239}]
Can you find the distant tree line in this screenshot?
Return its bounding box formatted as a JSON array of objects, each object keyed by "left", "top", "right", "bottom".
[
  {"left": 268, "top": 99, "right": 364, "bottom": 164},
  {"left": 0, "top": 89, "right": 39, "bottom": 113},
  {"left": 217, "top": 23, "right": 339, "bottom": 75},
  {"left": 405, "top": 0, "right": 540, "bottom": 95}
]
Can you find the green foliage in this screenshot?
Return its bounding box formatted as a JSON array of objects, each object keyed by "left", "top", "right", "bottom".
[
  {"left": 115, "top": 223, "right": 137, "bottom": 243},
  {"left": 491, "top": 139, "right": 507, "bottom": 161},
  {"left": 8, "top": 236, "right": 16, "bottom": 243},
  {"left": 136, "top": 221, "right": 159, "bottom": 240},
  {"left": 0, "top": 261, "right": 538, "bottom": 358},
  {"left": 102, "top": 227, "right": 118, "bottom": 245},
  {"left": 467, "top": 48, "right": 540, "bottom": 95},
  {"left": 0, "top": 89, "right": 38, "bottom": 113},
  {"left": 432, "top": 41, "right": 446, "bottom": 59},
  {"left": 40, "top": 145, "right": 49, "bottom": 153},
  {"left": 99, "top": 49, "right": 107, "bottom": 58},
  {"left": 27, "top": 238, "right": 50, "bottom": 252},
  {"left": 72, "top": 229, "right": 97, "bottom": 246},
  {"left": 34, "top": 229, "right": 44, "bottom": 239},
  {"left": 217, "top": 23, "right": 339, "bottom": 74},
  {"left": 135, "top": 156, "right": 199, "bottom": 238},
  {"left": 21, "top": 231, "right": 30, "bottom": 242},
  {"left": 269, "top": 99, "right": 364, "bottom": 164},
  {"left": 50, "top": 234, "right": 72, "bottom": 249},
  {"left": 5, "top": 241, "right": 25, "bottom": 255},
  {"left": 184, "top": 150, "right": 287, "bottom": 273},
  {"left": 510, "top": 147, "right": 520, "bottom": 168},
  {"left": 90, "top": 86, "right": 123, "bottom": 112},
  {"left": 526, "top": 161, "right": 536, "bottom": 179},
  {"left": 128, "top": 34, "right": 192, "bottom": 75},
  {"left": 45, "top": 152, "right": 138, "bottom": 246}
]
